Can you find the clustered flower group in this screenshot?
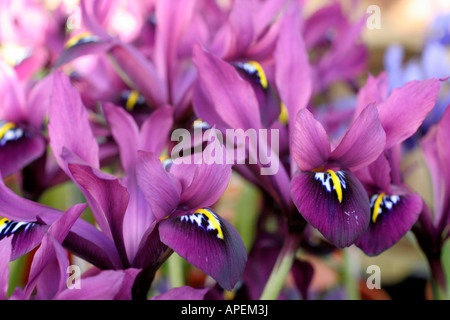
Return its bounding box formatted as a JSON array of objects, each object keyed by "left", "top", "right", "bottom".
[{"left": 0, "top": 0, "right": 449, "bottom": 300}]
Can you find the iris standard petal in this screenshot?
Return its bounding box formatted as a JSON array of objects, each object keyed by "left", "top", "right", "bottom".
[
  {"left": 356, "top": 192, "right": 423, "bottom": 256},
  {"left": 291, "top": 169, "right": 370, "bottom": 248},
  {"left": 291, "top": 108, "right": 331, "bottom": 171},
  {"left": 158, "top": 208, "right": 247, "bottom": 291},
  {"left": 329, "top": 104, "right": 386, "bottom": 171},
  {"left": 377, "top": 78, "right": 440, "bottom": 149}
]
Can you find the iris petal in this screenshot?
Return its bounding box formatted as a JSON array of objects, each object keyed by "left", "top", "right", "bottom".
[
  {"left": 158, "top": 208, "right": 247, "bottom": 291},
  {"left": 0, "top": 218, "right": 48, "bottom": 261},
  {"left": 291, "top": 169, "right": 370, "bottom": 248},
  {"left": 356, "top": 192, "right": 422, "bottom": 256}
]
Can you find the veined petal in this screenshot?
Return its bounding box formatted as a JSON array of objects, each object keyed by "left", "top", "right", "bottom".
[
  {"left": 103, "top": 103, "right": 139, "bottom": 175},
  {"left": 136, "top": 151, "right": 181, "bottom": 221},
  {"left": 377, "top": 78, "right": 440, "bottom": 149},
  {"left": 291, "top": 169, "right": 370, "bottom": 248},
  {"left": 0, "top": 60, "right": 25, "bottom": 123},
  {"left": 356, "top": 192, "right": 423, "bottom": 256},
  {"left": 291, "top": 108, "right": 331, "bottom": 171},
  {"left": 68, "top": 163, "right": 129, "bottom": 267},
  {"left": 169, "top": 155, "right": 232, "bottom": 210},
  {"left": 139, "top": 105, "right": 174, "bottom": 156},
  {"left": 192, "top": 44, "right": 262, "bottom": 131},
  {"left": 0, "top": 130, "right": 46, "bottom": 178},
  {"left": 274, "top": 8, "right": 312, "bottom": 128},
  {"left": 158, "top": 208, "right": 247, "bottom": 291},
  {"left": 48, "top": 71, "right": 99, "bottom": 175},
  {"left": 329, "top": 104, "right": 386, "bottom": 171},
  {"left": 354, "top": 72, "right": 389, "bottom": 120},
  {"left": 0, "top": 218, "right": 47, "bottom": 261}
]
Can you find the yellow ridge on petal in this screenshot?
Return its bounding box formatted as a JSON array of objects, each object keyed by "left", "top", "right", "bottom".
[
  {"left": 65, "top": 31, "right": 94, "bottom": 49},
  {"left": 278, "top": 102, "right": 289, "bottom": 125},
  {"left": 194, "top": 208, "right": 224, "bottom": 240},
  {"left": 125, "top": 89, "right": 140, "bottom": 111},
  {"left": 247, "top": 61, "right": 268, "bottom": 89},
  {"left": 0, "top": 218, "right": 8, "bottom": 227},
  {"left": 326, "top": 169, "right": 343, "bottom": 203},
  {"left": 0, "top": 122, "right": 15, "bottom": 140},
  {"left": 372, "top": 193, "right": 386, "bottom": 224}
]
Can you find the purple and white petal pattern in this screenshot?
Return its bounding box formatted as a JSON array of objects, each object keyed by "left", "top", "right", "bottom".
[
  {"left": 356, "top": 192, "right": 423, "bottom": 256},
  {"left": 158, "top": 208, "right": 247, "bottom": 291},
  {"left": 291, "top": 169, "right": 370, "bottom": 248}
]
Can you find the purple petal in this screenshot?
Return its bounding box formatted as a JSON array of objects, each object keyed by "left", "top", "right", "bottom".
[
  {"left": 291, "top": 259, "right": 314, "bottom": 300},
  {"left": 291, "top": 169, "right": 370, "bottom": 248},
  {"left": 151, "top": 286, "right": 209, "bottom": 300},
  {"left": 136, "top": 151, "right": 181, "bottom": 221},
  {"left": 158, "top": 208, "right": 247, "bottom": 291},
  {"left": 48, "top": 71, "right": 99, "bottom": 175},
  {"left": 0, "top": 219, "right": 48, "bottom": 261},
  {"left": 68, "top": 163, "right": 129, "bottom": 266},
  {"left": 0, "top": 60, "right": 25, "bottom": 123},
  {"left": 109, "top": 43, "right": 167, "bottom": 108},
  {"left": 25, "top": 73, "right": 54, "bottom": 129},
  {"left": 291, "top": 108, "right": 331, "bottom": 171},
  {"left": 329, "top": 104, "right": 386, "bottom": 171},
  {"left": 192, "top": 45, "right": 262, "bottom": 130},
  {"left": 275, "top": 9, "right": 312, "bottom": 127},
  {"left": 103, "top": 103, "right": 139, "bottom": 175},
  {"left": 354, "top": 153, "right": 392, "bottom": 194},
  {"left": 33, "top": 235, "right": 70, "bottom": 300},
  {"left": 53, "top": 38, "right": 115, "bottom": 68},
  {"left": 436, "top": 106, "right": 450, "bottom": 218},
  {"left": 356, "top": 192, "right": 423, "bottom": 256},
  {"left": 54, "top": 269, "right": 139, "bottom": 300},
  {"left": 0, "top": 134, "right": 46, "bottom": 178},
  {"left": 24, "top": 203, "right": 86, "bottom": 299},
  {"left": 169, "top": 157, "right": 232, "bottom": 210},
  {"left": 226, "top": 0, "right": 254, "bottom": 58},
  {"left": 377, "top": 78, "right": 440, "bottom": 148},
  {"left": 0, "top": 237, "right": 12, "bottom": 299},
  {"left": 354, "top": 72, "right": 389, "bottom": 120},
  {"left": 139, "top": 105, "right": 174, "bottom": 156}
]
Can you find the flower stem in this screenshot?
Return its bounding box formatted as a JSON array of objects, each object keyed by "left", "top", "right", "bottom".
[
  {"left": 428, "top": 258, "right": 448, "bottom": 300},
  {"left": 168, "top": 252, "right": 185, "bottom": 288},
  {"left": 260, "top": 233, "right": 301, "bottom": 300}
]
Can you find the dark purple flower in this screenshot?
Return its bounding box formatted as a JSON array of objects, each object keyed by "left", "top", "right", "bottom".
[
  {"left": 47, "top": 71, "right": 247, "bottom": 297},
  {"left": 0, "top": 60, "right": 52, "bottom": 178},
  {"left": 290, "top": 105, "right": 386, "bottom": 248}
]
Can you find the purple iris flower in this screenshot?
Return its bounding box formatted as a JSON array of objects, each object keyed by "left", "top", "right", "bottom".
[
  {"left": 0, "top": 59, "right": 51, "bottom": 179},
  {"left": 47, "top": 71, "right": 246, "bottom": 299},
  {"left": 0, "top": 200, "right": 138, "bottom": 300},
  {"left": 350, "top": 72, "right": 441, "bottom": 256}
]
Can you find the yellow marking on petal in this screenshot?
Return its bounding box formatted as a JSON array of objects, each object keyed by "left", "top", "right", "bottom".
[
  {"left": 64, "top": 31, "right": 94, "bottom": 49},
  {"left": 372, "top": 193, "right": 386, "bottom": 224},
  {"left": 159, "top": 155, "right": 170, "bottom": 162},
  {"left": 0, "top": 218, "right": 8, "bottom": 227},
  {"left": 0, "top": 122, "right": 15, "bottom": 140},
  {"left": 326, "top": 169, "right": 343, "bottom": 203},
  {"left": 194, "top": 208, "right": 223, "bottom": 240},
  {"left": 125, "top": 89, "right": 140, "bottom": 111},
  {"left": 247, "top": 61, "right": 268, "bottom": 89},
  {"left": 278, "top": 102, "right": 289, "bottom": 125}
]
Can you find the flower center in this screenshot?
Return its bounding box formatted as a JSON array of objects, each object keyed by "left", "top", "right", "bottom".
[{"left": 314, "top": 169, "right": 346, "bottom": 203}]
